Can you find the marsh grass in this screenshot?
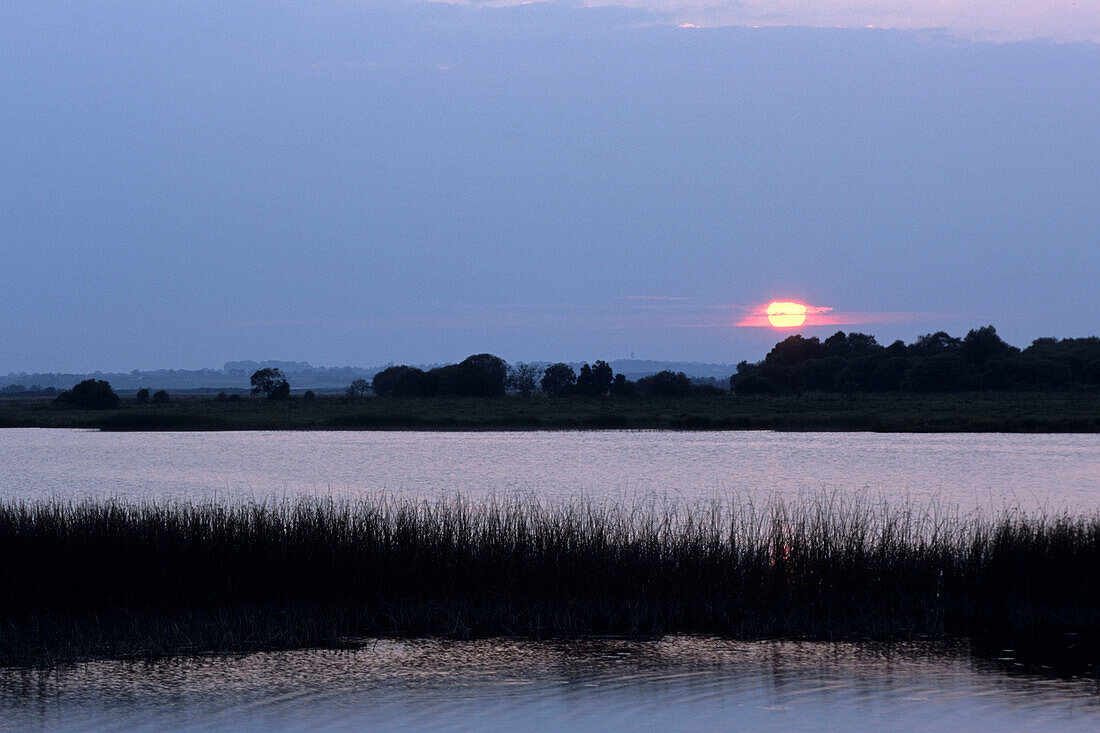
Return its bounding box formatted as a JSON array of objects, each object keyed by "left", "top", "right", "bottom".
[{"left": 1, "top": 494, "right": 1098, "bottom": 666}]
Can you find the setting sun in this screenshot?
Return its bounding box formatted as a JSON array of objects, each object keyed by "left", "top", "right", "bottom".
[{"left": 766, "top": 301, "right": 808, "bottom": 328}]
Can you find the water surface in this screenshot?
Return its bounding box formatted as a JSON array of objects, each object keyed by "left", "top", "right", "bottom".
[
  {"left": 3, "top": 429, "right": 1097, "bottom": 508},
  {"left": 5, "top": 637, "right": 1099, "bottom": 731},
  {"left": 4, "top": 429, "right": 1099, "bottom": 728}
]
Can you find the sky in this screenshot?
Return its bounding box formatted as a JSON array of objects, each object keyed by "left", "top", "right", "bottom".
[{"left": 1, "top": 0, "right": 1097, "bottom": 372}]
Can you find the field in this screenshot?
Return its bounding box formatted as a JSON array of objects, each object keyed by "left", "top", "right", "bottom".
[
  {"left": 2, "top": 494, "right": 1099, "bottom": 666},
  {"left": 1, "top": 392, "right": 1098, "bottom": 432}
]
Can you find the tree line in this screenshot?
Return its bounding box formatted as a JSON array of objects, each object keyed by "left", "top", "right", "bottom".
[
  {"left": 44, "top": 326, "right": 1100, "bottom": 409},
  {"left": 361, "top": 354, "right": 719, "bottom": 399},
  {"left": 730, "top": 327, "right": 1100, "bottom": 394}
]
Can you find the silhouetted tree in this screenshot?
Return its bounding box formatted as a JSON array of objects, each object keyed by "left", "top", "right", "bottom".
[
  {"left": 215, "top": 392, "right": 230, "bottom": 402},
  {"left": 591, "top": 360, "right": 614, "bottom": 396},
  {"left": 540, "top": 363, "right": 576, "bottom": 396},
  {"left": 372, "top": 366, "right": 436, "bottom": 397},
  {"left": 833, "top": 355, "right": 885, "bottom": 392},
  {"left": 346, "top": 379, "right": 372, "bottom": 398},
  {"left": 53, "top": 379, "right": 120, "bottom": 410},
  {"left": 302, "top": 390, "right": 316, "bottom": 401},
  {"left": 823, "top": 331, "right": 881, "bottom": 359},
  {"left": 1023, "top": 337, "right": 1100, "bottom": 386},
  {"left": 135, "top": 388, "right": 150, "bottom": 404},
  {"left": 461, "top": 353, "right": 509, "bottom": 397},
  {"left": 575, "top": 363, "right": 595, "bottom": 396},
  {"left": 151, "top": 390, "right": 170, "bottom": 404},
  {"left": 884, "top": 340, "right": 907, "bottom": 357},
  {"left": 801, "top": 357, "right": 846, "bottom": 391},
  {"left": 507, "top": 363, "right": 542, "bottom": 397},
  {"left": 730, "top": 361, "right": 770, "bottom": 393},
  {"left": 961, "top": 325, "right": 1019, "bottom": 365},
  {"left": 610, "top": 373, "right": 634, "bottom": 397},
  {"left": 868, "top": 357, "right": 910, "bottom": 391},
  {"left": 432, "top": 354, "right": 508, "bottom": 397},
  {"left": 635, "top": 370, "right": 693, "bottom": 397},
  {"left": 900, "top": 355, "right": 972, "bottom": 392},
  {"left": 765, "top": 335, "right": 825, "bottom": 366},
  {"left": 251, "top": 368, "right": 290, "bottom": 400},
  {"left": 910, "top": 331, "right": 962, "bottom": 356}
]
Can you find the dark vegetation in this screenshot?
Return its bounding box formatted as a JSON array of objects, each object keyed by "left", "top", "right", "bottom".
[
  {"left": 3, "top": 495, "right": 1099, "bottom": 666},
  {"left": 0, "top": 392, "right": 1096, "bottom": 432},
  {"left": 1, "top": 327, "right": 1096, "bottom": 431},
  {"left": 250, "top": 367, "right": 290, "bottom": 400},
  {"left": 731, "top": 327, "right": 1100, "bottom": 395},
  {"left": 371, "top": 354, "right": 509, "bottom": 397},
  {"left": 339, "top": 327, "right": 1100, "bottom": 399},
  {"left": 0, "top": 384, "right": 57, "bottom": 398},
  {"left": 51, "top": 379, "right": 119, "bottom": 410}
]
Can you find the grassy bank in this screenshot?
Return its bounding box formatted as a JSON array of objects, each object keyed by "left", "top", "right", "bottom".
[
  {"left": 1, "top": 392, "right": 1099, "bottom": 432},
  {"left": 2, "top": 495, "right": 1099, "bottom": 666}
]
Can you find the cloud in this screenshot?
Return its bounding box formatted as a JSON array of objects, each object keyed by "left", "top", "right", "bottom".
[
  {"left": 733, "top": 303, "right": 959, "bottom": 328},
  {"left": 446, "top": 0, "right": 1099, "bottom": 43}
]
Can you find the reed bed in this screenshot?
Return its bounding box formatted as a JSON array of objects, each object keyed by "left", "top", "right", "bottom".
[{"left": 0, "top": 493, "right": 1098, "bottom": 666}]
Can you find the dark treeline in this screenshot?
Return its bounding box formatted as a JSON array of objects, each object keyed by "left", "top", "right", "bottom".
[
  {"left": 731, "top": 327, "right": 1100, "bottom": 395},
  {"left": 370, "top": 355, "right": 716, "bottom": 399},
  {"left": 3, "top": 495, "right": 1099, "bottom": 665},
  {"left": 371, "top": 354, "right": 510, "bottom": 398},
  {"left": 0, "top": 384, "right": 57, "bottom": 397},
  {"left": 368, "top": 327, "right": 1099, "bottom": 399},
  {"left": 27, "top": 326, "right": 1100, "bottom": 412}
]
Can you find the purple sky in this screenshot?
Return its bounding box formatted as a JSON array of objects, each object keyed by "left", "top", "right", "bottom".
[{"left": 1, "top": 1, "right": 1097, "bottom": 371}]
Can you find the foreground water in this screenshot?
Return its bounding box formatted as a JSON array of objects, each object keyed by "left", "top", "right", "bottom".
[
  {"left": 3, "top": 429, "right": 1099, "bottom": 508},
  {"left": 5, "top": 428, "right": 1099, "bottom": 728},
  {"left": 5, "top": 637, "right": 1099, "bottom": 731}
]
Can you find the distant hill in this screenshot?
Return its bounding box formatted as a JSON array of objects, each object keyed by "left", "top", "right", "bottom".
[
  {"left": 607, "top": 359, "right": 737, "bottom": 383},
  {"left": 0, "top": 358, "right": 738, "bottom": 393}
]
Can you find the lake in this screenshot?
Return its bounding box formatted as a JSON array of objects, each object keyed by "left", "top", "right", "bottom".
[
  {"left": 3, "top": 429, "right": 1098, "bottom": 509},
  {"left": 5, "top": 637, "right": 1100, "bottom": 731},
  {"left": 3, "top": 427, "right": 1099, "bottom": 729}
]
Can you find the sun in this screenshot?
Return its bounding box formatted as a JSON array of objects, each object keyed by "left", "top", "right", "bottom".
[{"left": 766, "top": 301, "right": 807, "bottom": 328}]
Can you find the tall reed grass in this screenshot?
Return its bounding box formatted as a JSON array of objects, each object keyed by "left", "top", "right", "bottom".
[{"left": 1, "top": 494, "right": 1098, "bottom": 665}]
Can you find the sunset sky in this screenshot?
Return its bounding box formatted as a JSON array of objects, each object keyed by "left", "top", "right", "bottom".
[
  {"left": 1, "top": 1, "right": 1097, "bottom": 371},
  {"left": 466, "top": 0, "right": 1099, "bottom": 43}
]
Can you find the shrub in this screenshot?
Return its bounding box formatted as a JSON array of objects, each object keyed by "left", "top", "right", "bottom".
[
  {"left": 251, "top": 368, "right": 291, "bottom": 400},
  {"left": 540, "top": 363, "right": 576, "bottom": 396},
  {"left": 345, "top": 379, "right": 371, "bottom": 398},
  {"left": 636, "top": 371, "right": 693, "bottom": 398},
  {"left": 53, "top": 379, "right": 119, "bottom": 410}
]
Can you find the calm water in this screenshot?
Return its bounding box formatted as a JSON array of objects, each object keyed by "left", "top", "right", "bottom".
[
  {"left": 4, "top": 428, "right": 1099, "bottom": 729},
  {"left": 5, "top": 637, "right": 1100, "bottom": 731},
  {"left": 2, "top": 429, "right": 1098, "bottom": 509}
]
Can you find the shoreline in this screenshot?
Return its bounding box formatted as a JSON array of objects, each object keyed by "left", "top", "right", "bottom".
[{"left": 1, "top": 392, "right": 1098, "bottom": 433}]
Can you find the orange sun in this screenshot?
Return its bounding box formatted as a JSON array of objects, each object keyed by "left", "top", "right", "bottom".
[{"left": 766, "top": 301, "right": 807, "bottom": 328}]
